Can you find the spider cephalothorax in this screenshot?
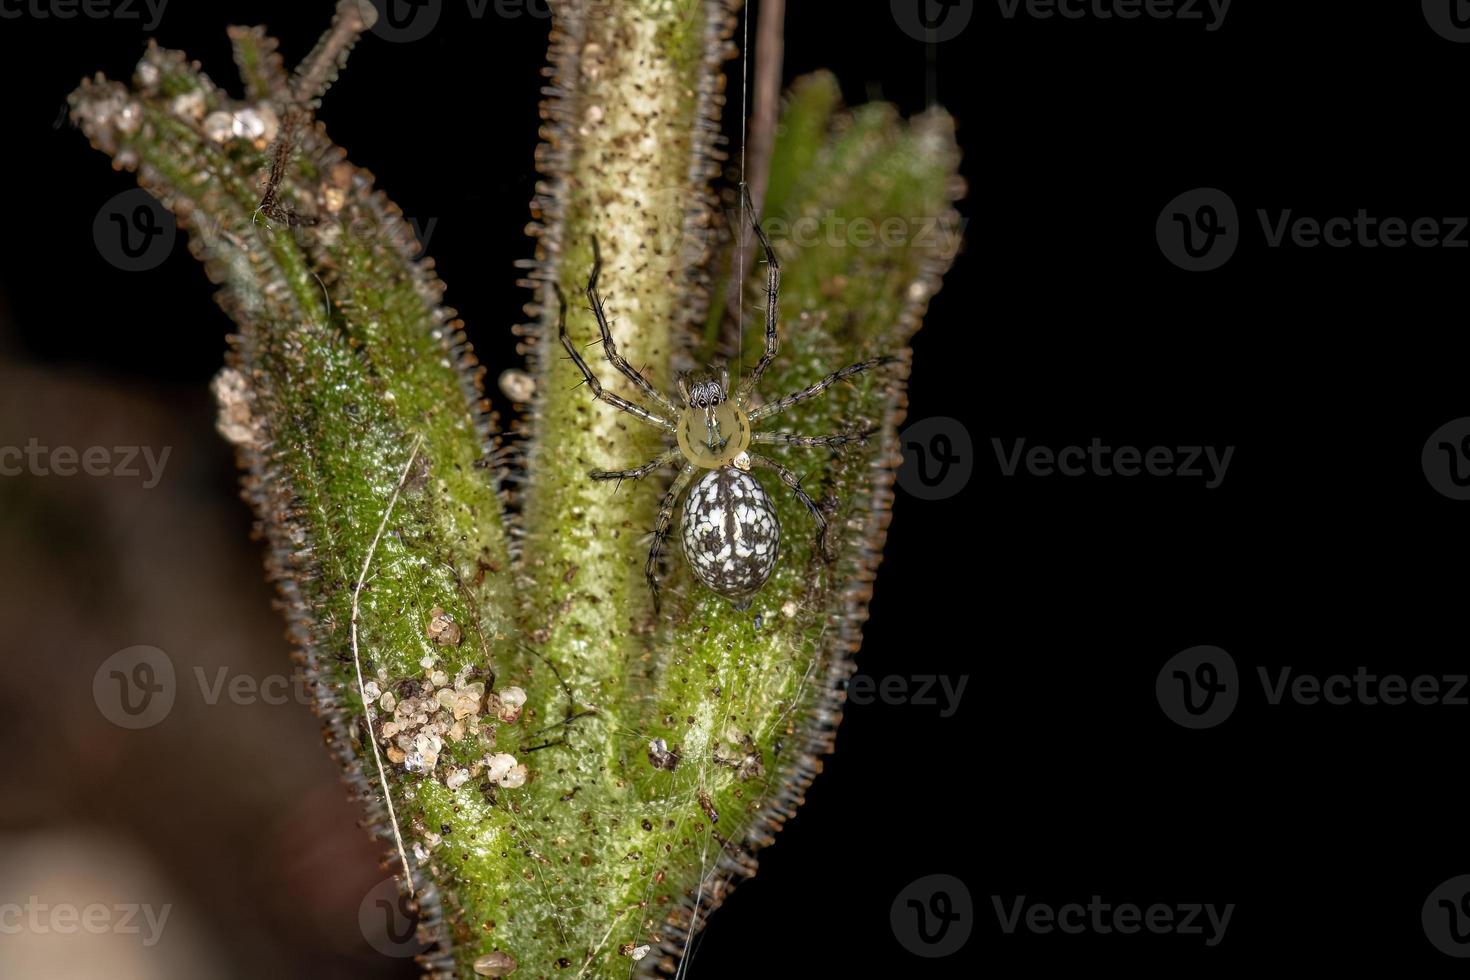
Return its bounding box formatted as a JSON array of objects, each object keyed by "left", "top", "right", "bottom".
[{"left": 556, "top": 189, "right": 892, "bottom": 611}]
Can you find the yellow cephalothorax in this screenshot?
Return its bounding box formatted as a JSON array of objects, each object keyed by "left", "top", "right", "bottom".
[{"left": 676, "top": 398, "right": 751, "bottom": 469}]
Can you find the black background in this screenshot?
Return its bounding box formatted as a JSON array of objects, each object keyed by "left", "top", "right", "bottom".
[{"left": 3, "top": 0, "right": 1469, "bottom": 975}]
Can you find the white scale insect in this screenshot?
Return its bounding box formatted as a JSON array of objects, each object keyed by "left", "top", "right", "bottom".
[{"left": 556, "top": 190, "right": 893, "bottom": 610}]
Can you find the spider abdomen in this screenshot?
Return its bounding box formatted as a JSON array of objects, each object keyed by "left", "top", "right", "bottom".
[{"left": 680, "top": 466, "right": 780, "bottom": 604}]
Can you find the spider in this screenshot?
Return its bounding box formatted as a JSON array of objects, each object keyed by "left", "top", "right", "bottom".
[{"left": 556, "top": 189, "right": 893, "bottom": 611}]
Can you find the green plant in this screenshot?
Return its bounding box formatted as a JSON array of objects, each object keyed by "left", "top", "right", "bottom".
[{"left": 69, "top": 1, "right": 962, "bottom": 975}]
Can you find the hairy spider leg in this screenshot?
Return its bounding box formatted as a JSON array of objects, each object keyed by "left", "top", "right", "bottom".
[
  {"left": 254, "top": 2, "right": 374, "bottom": 226},
  {"left": 748, "top": 356, "right": 896, "bottom": 423},
  {"left": 735, "top": 184, "right": 783, "bottom": 401},
  {"left": 751, "top": 429, "right": 876, "bottom": 449},
  {"left": 590, "top": 447, "right": 682, "bottom": 488},
  {"left": 748, "top": 452, "right": 835, "bottom": 562},
  {"left": 647, "top": 463, "right": 698, "bottom": 613},
  {"left": 584, "top": 237, "right": 680, "bottom": 416},
  {"left": 555, "top": 283, "right": 677, "bottom": 432}
]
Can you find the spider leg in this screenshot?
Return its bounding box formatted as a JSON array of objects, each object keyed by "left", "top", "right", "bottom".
[
  {"left": 255, "top": 108, "right": 316, "bottom": 227},
  {"left": 647, "top": 463, "right": 698, "bottom": 613},
  {"left": 255, "top": 6, "right": 374, "bottom": 227},
  {"left": 748, "top": 356, "right": 895, "bottom": 423},
  {"left": 735, "top": 184, "right": 783, "bottom": 400},
  {"left": 590, "top": 447, "right": 682, "bottom": 487},
  {"left": 585, "top": 237, "right": 680, "bottom": 415},
  {"left": 751, "top": 429, "right": 876, "bottom": 449},
  {"left": 748, "top": 452, "right": 835, "bottom": 562},
  {"left": 555, "top": 283, "right": 677, "bottom": 432}
]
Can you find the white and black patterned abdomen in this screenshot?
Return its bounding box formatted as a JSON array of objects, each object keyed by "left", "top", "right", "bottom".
[{"left": 680, "top": 467, "right": 780, "bottom": 602}]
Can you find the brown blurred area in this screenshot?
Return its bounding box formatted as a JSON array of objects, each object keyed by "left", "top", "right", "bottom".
[{"left": 0, "top": 318, "right": 420, "bottom": 978}]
